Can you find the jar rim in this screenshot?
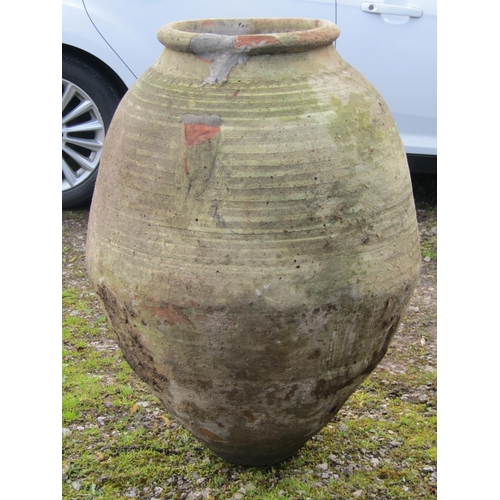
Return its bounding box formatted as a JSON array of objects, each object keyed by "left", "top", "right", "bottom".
[{"left": 157, "top": 18, "right": 340, "bottom": 55}]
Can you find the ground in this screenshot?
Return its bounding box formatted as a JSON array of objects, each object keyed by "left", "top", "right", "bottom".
[{"left": 62, "top": 174, "right": 436, "bottom": 500}]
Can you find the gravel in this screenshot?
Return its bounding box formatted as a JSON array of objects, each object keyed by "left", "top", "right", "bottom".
[{"left": 62, "top": 175, "right": 438, "bottom": 499}]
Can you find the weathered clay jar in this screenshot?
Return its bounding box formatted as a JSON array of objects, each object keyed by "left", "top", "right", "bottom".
[{"left": 86, "top": 18, "right": 421, "bottom": 466}]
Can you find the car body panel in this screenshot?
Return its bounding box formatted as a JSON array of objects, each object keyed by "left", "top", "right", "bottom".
[
  {"left": 81, "top": 0, "right": 337, "bottom": 79},
  {"left": 62, "top": 0, "right": 137, "bottom": 88},
  {"left": 63, "top": 0, "right": 436, "bottom": 157},
  {"left": 335, "top": 0, "right": 437, "bottom": 155}
]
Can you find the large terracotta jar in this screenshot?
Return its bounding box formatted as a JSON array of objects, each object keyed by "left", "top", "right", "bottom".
[{"left": 86, "top": 18, "right": 421, "bottom": 466}]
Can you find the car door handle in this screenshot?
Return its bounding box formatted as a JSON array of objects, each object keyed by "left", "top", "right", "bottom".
[{"left": 361, "top": 2, "right": 423, "bottom": 18}]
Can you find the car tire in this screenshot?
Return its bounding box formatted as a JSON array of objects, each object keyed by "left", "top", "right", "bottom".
[{"left": 62, "top": 53, "right": 122, "bottom": 210}]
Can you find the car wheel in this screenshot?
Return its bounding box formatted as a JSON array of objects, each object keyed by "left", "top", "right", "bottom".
[{"left": 62, "top": 53, "right": 122, "bottom": 209}]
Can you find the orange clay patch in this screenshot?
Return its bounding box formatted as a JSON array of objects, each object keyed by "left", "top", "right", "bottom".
[
  {"left": 200, "top": 428, "right": 225, "bottom": 441},
  {"left": 234, "top": 35, "right": 278, "bottom": 48},
  {"left": 152, "top": 303, "right": 192, "bottom": 325},
  {"left": 184, "top": 123, "right": 221, "bottom": 147}
]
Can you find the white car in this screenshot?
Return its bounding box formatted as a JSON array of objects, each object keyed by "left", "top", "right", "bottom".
[{"left": 62, "top": 0, "right": 436, "bottom": 209}]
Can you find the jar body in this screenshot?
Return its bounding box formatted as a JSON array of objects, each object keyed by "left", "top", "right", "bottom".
[{"left": 86, "top": 19, "right": 420, "bottom": 465}]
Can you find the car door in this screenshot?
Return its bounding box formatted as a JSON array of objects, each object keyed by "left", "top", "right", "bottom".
[{"left": 335, "top": 0, "right": 437, "bottom": 156}]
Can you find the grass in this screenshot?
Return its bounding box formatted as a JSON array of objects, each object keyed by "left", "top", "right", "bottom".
[
  {"left": 419, "top": 207, "right": 437, "bottom": 263},
  {"left": 62, "top": 203, "right": 437, "bottom": 499}
]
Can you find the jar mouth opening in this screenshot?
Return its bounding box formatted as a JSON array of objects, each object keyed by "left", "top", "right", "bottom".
[{"left": 157, "top": 18, "right": 340, "bottom": 55}]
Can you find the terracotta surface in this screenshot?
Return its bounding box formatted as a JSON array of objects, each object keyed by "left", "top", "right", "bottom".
[{"left": 86, "top": 18, "right": 421, "bottom": 466}]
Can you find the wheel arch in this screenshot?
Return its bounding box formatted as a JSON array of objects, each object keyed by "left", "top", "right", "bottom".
[
  {"left": 62, "top": 46, "right": 126, "bottom": 209},
  {"left": 63, "top": 44, "right": 129, "bottom": 100}
]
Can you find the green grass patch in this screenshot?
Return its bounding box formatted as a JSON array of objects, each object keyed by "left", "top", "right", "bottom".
[{"left": 421, "top": 238, "right": 437, "bottom": 260}]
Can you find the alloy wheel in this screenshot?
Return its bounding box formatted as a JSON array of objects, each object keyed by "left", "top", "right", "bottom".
[{"left": 62, "top": 79, "right": 105, "bottom": 192}]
